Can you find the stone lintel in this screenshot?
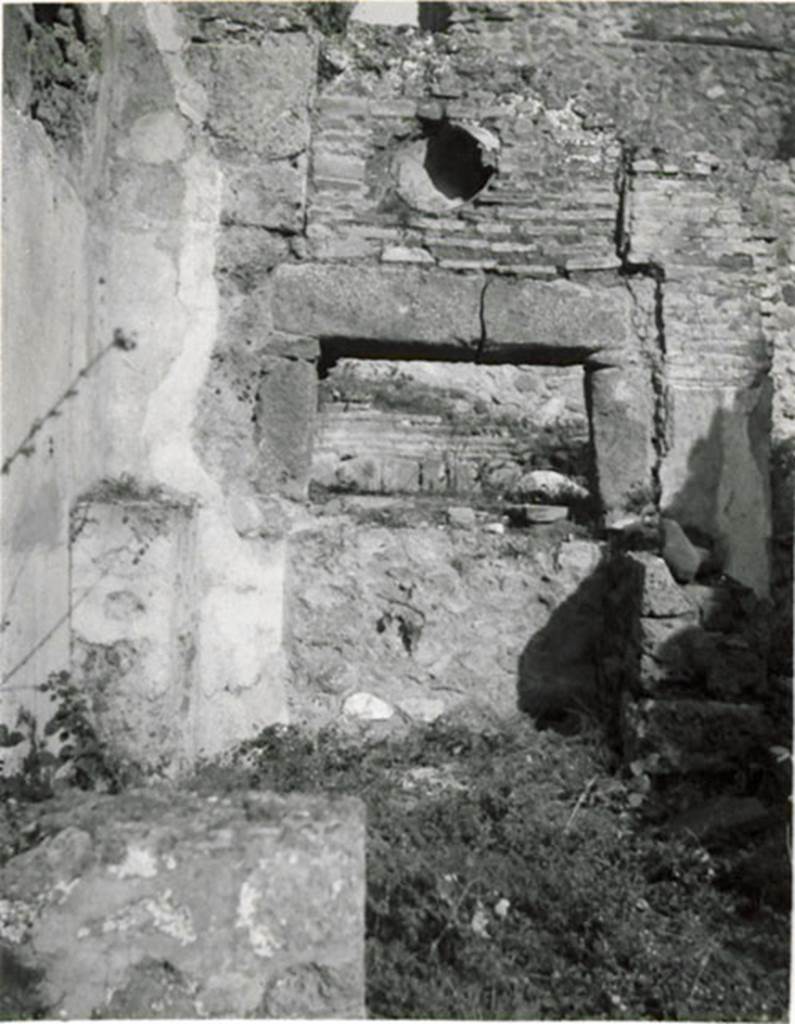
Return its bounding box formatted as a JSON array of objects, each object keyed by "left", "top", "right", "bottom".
[
  {"left": 272, "top": 263, "right": 484, "bottom": 351},
  {"left": 482, "top": 277, "right": 633, "bottom": 361}
]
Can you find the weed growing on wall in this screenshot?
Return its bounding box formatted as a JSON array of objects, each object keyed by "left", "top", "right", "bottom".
[
  {"left": 194, "top": 719, "right": 790, "bottom": 1021},
  {"left": 0, "top": 671, "right": 129, "bottom": 803},
  {"left": 304, "top": 2, "right": 353, "bottom": 37},
  {"left": 39, "top": 670, "right": 127, "bottom": 792},
  {"left": 1, "top": 329, "right": 136, "bottom": 478}
]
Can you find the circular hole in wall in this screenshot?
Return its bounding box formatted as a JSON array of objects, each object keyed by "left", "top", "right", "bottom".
[{"left": 392, "top": 119, "right": 499, "bottom": 214}]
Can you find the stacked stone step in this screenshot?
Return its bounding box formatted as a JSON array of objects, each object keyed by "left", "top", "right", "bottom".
[{"left": 601, "top": 550, "right": 773, "bottom": 784}]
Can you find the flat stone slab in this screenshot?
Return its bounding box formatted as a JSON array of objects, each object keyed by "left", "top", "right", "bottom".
[
  {"left": 482, "top": 277, "right": 633, "bottom": 361},
  {"left": 272, "top": 263, "right": 483, "bottom": 350},
  {"left": 273, "top": 271, "right": 633, "bottom": 363},
  {"left": 0, "top": 788, "right": 364, "bottom": 1019}
]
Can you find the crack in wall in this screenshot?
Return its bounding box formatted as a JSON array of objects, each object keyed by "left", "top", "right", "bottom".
[
  {"left": 624, "top": 31, "right": 789, "bottom": 54},
  {"left": 613, "top": 142, "right": 634, "bottom": 264},
  {"left": 475, "top": 276, "right": 491, "bottom": 363}
]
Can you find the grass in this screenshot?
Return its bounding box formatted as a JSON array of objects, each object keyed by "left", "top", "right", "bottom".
[{"left": 192, "top": 718, "right": 790, "bottom": 1021}]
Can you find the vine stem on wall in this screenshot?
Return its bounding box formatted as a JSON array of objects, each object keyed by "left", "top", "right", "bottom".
[{"left": 1, "top": 328, "right": 137, "bottom": 477}]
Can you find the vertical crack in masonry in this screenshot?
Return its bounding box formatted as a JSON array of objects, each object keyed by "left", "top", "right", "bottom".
[
  {"left": 613, "top": 141, "right": 635, "bottom": 264},
  {"left": 475, "top": 276, "right": 491, "bottom": 362},
  {"left": 649, "top": 270, "right": 669, "bottom": 507}
]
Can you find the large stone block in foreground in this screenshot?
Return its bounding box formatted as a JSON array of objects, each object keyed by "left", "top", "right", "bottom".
[{"left": 0, "top": 789, "right": 364, "bottom": 1019}]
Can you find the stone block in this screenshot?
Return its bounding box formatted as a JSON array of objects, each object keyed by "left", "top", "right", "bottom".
[
  {"left": 381, "top": 245, "right": 435, "bottom": 264},
  {"left": 481, "top": 278, "right": 632, "bottom": 360},
  {"left": 271, "top": 264, "right": 483, "bottom": 350},
  {"left": 448, "top": 506, "right": 477, "bottom": 528},
  {"left": 510, "top": 469, "right": 588, "bottom": 504},
  {"left": 221, "top": 159, "right": 308, "bottom": 234},
  {"left": 630, "top": 614, "right": 767, "bottom": 700},
  {"left": 508, "top": 504, "right": 569, "bottom": 525},
  {"left": 342, "top": 692, "right": 394, "bottom": 720},
  {"left": 314, "top": 452, "right": 422, "bottom": 496},
  {"left": 266, "top": 332, "right": 320, "bottom": 360},
  {"left": 555, "top": 539, "right": 604, "bottom": 577},
  {"left": 588, "top": 365, "right": 656, "bottom": 518},
  {"left": 621, "top": 696, "right": 770, "bottom": 774},
  {"left": 620, "top": 551, "right": 695, "bottom": 618},
  {"left": 70, "top": 495, "right": 198, "bottom": 775},
  {"left": 215, "top": 227, "right": 290, "bottom": 297},
  {"left": 0, "top": 789, "right": 364, "bottom": 1019},
  {"left": 202, "top": 36, "right": 316, "bottom": 160},
  {"left": 634, "top": 615, "right": 704, "bottom": 690},
  {"left": 256, "top": 357, "right": 317, "bottom": 500}
]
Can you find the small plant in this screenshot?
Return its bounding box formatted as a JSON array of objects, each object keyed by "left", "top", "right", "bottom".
[
  {"left": 0, "top": 670, "right": 130, "bottom": 802},
  {"left": 1, "top": 328, "right": 136, "bottom": 476},
  {"left": 305, "top": 2, "right": 353, "bottom": 37},
  {"left": 0, "top": 707, "right": 57, "bottom": 802},
  {"left": 623, "top": 481, "right": 657, "bottom": 516},
  {"left": 39, "top": 670, "right": 126, "bottom": 793},
  {"left": 78, "top": 472, "right": 175, "bottom": 504}
]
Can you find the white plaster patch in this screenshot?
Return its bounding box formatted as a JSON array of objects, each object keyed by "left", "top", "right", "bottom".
[
  {"left": 52, "top": 878, "right": 80, "bottom": 904},
  {"left": 144, "top": 889, "right": 196, "bottom": 944},
  {"left": 235, "top": 880, "right": 280, "bottom": 958},
  {"left": 145, "top": 3, "right": 209, "bottom": 123},
  {"left": 108, "top": 844, "right": 158, "bottom": 879},
  {"left": 102, "top": 901, "right": 149, "bottom": 934},
  {"left": 195, "top": 510, "right": 289, "bottom": 740},
  {"left": 142, "top": 151, "right": 222, "bottom": 499},
  {"left": 119, "top": 111, "right": 187, "bottom": 164}
]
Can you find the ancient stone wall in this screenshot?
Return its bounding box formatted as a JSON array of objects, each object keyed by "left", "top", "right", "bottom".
[
  {"left": 3, "top": 3, "right": 792, "bottom": 770},
  {"left": 279, "top": 1, "right": 794, "bottom": 596}
]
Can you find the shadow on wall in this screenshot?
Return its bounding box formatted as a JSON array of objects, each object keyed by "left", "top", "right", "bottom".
[
  {"left": 517, "top": 548, "right": 611, "bottom": 730},
  {"left": 515, "top": 392, "right": 776, "bottom": 735},
  {"left": 770, "top": 435, "right": 794, "bottom": 676},
  {"left": 661, "top": 386, "right": 771, "bottom": 591}
]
